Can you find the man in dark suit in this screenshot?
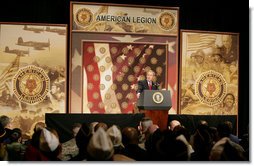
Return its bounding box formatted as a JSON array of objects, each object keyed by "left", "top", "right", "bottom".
[{"left": 136, "top": 70, "right": 159, "bottom": 98}]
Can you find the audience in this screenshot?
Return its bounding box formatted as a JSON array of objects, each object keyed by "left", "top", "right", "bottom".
[{"left": 0, "top": 114, "right": 249, "bottom": 161}]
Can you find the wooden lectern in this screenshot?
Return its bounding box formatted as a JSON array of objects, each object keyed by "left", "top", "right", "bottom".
[{"left": 137, "top": 90, "right": 172, "bottom": 130}]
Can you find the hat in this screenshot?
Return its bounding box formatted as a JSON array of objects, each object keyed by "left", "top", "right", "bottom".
[
  {"left": 87, "top": 127, "right": 114, "bottom": 160},
  {"left": 39, "top": 128, "right": 60, "bottom": 152},
  {"left": 209, "top": 137, "right": 245, "bottom": 161},
  {"left": 191, "top": 49, "right": 205, "bottom": 58},
  {"left": 107, "top": 125, "right": 122, "bottom": 147}
]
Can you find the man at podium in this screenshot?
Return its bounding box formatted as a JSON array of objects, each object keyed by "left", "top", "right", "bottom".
[{"left": 136, "top": 70, "right": 159, "bottom": 99}]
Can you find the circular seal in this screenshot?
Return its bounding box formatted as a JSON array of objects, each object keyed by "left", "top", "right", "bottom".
[
  {"left": 158, "top": 12, "right": 176, "bottom": 31},
  {"left": 195, "top": 70, "right": 227, "bottom": 106},
  {"left": 75, "top": 8, "right": 93, "bottom": 27},
  {"left": 152, "top": 92, "right": 164, "bottom": 104},
  {"left": 13, "top": 65, "right": 50, "bottom": 105}
]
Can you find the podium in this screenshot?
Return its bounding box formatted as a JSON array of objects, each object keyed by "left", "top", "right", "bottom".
[{"left": 137, "top": 90, "right": 172, "bottom": 130}]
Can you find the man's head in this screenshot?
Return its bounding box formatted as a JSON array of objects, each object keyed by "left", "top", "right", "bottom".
[
  {"left": 146, "top": 70, "right": 155, "bottom": 82},
  {"left": 122, "top": 127, "right": 139, "bottom": 145},
  {"left": 169, "top": 120, "right": 181, "bottom": 131},
  {"left": 222, "top": 35, "right": 232, "bottom": 49},
  {"left": 0, "top": 115, "right": 12, "bottom": 129}
]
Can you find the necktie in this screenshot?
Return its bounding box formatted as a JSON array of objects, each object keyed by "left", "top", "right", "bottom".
[{"left": 148, "top": 81, "right": 152, "bottom": 90}]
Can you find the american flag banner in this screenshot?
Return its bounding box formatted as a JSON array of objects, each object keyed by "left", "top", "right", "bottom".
[
  {"left": 82, "top": 42, "right": 167, "bottom": 113},
  {"left": 0, "top": 56, "right": 20, "bottom": 94}
]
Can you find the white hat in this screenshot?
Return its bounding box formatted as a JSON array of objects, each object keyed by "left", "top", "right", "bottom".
[
  {"left": 39, "top": 128, "right": 60, "bottom": 152},
  {"left": 87, "top": 127, "right": 114, "bottom": 160},
  {"left": 107, "top": 125, "right": 122, "bottom": 147}
]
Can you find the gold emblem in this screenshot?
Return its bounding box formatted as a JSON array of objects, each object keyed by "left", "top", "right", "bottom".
[
  {"left": 116, "top": 93, "right": 123, "bottom": 100},
  {"left": 122, "top": 65, "right": 129, "bottom": 73},
  {"left": 111, "top": 84, "right": 117, "bottom": 90},
  {"left": 99, "top": 66, "right": 105, "bottom": 72},
  {"left": 121, "top": 102, "right": 128, "bottom": 109},
  {"left": 87, "top": 83, "right": 94, "bottom": 90},
  {"left": 151, "top": 57, "right": 158, "bottom": 64},
  {"left": 111, "top": 65, "right": 117, "bottom": 72},
  {"left": 134, "top": 48, "right": 141, "bottom": 56},
  {"left": 156, "top": 48, "right": 164, "bottom": 56},
  {"left": 13, "top": 65, "right": 50, "bottom": 105},
  {"left": 134, "top": 66, "right": 141, "bottom": 73},
  {"left": 93, "top": 56, "right": 100, "bottom": 62},
  {"left": 122, "top": 47, "right": 129, "bottom": 54},
  {"left": 93, "top": 74, "right": 99, "bottom": 81},
  {"left": 152, "top": 92, "right": 164, "bottom": 104},
  {"left": 87, "top": 46, "right": 94, "bottom": 54},
  {"left": 75, "top": 8, "right": 93, "bottom": 27},
  {"left": 110, "top": 47, "right": 118, "bottom": 54},
  {"left": 158, "top": 12, "right": 176, "bottom": 31},
  {"left": 100, "top": 84, "right": 105, "bottom": 90},
  {"left": 195, "top": 70, "right": 227, "bottom": 106},
  {"left": 105, "top": 93, "right": 111, "bottom": 100},
  {"left": 128, "top": 57, "right": 134, "bottom": 64},
  {"left": 139, "top": 57, "right": 146, "bottom": 64},
  {"left": 117, "top": 57, "right": 123, "bottom": 63},
  {"left": 87, "top": 65, "right": 94, "bottom": 72},
  {"left": 145, "top": 48, "right": 152, "bottom": 55},
  {"left": 93, "top": 92, "right": 99, "bottom": 99},
  {"left": 105, "top": 75, "right": 111, "bottom": 81},
  {"left": 122, "top": 84, "right": 129, "bottom": 91},
  {"left": 99, "top": 47, "right": 106, "bottom": 54},
  {"left": 105, "top": 57, "right": 112, "bottom": 63}
]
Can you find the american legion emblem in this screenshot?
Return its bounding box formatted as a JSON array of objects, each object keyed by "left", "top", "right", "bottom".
[
  {"left": 195, "top": 70, "right": 227, "bottom": 106},
  {"left": 158, "top": 12, "right": 176, "bottom": 31},
  {"left": 75, "top": 8, "right": 93, "bottom": 27},
  {"left": 13, "top": 65, "right": 50, "bottom": 105}
]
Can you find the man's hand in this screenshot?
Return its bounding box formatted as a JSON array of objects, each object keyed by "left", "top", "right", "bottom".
[{"left": 137, "top": 93, "right": 140, "bottom": 98}]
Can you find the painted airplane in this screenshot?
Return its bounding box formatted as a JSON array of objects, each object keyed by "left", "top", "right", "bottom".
[
  {"left": 16, "top": 37, "right": 50, "bottom": 50},
  {"left": 4, "top": 46, "right": 29, "bottom": 56},
  {"left": 45, "top": 27, "right": 66, "bottom": 35},
  {"left": 23, "top": 25, "right": 44, "bottom": 33}
]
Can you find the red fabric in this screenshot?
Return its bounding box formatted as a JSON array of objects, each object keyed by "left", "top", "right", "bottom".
[{"left": 24, "top": 145, "right": 49, "bottom": 161}]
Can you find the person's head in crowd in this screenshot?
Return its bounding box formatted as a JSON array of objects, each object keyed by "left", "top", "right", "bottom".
[
  {"left": 173, "top": 125, "right": 191, "bottom": 143},
  {"left": 198, "top": 120, "right": 208, "bottom": 126},
  {"left": 191, "top": 124, "right": 213, "bottom": 160},
  {"left": 209, "top": 137, "right": 245, "bottom": 161},
  {"left": 169, "top": 120, "right": 181, "bottom": 131},
  {"left": 89, "top": 122, "right": 99, "bottom": 135},
  {"left": 72, "top": 123, "right": 82, "bottom": 137},
  {"left": 33, "top": 122, "right": 46, "bottom": 133},
  {"left": 107, "top": 125, "right": 122, "bottom": 148},
  {"left": 94, "top": 122, "right": 108, "bottom": 132},
  {"left": 0, "top": 115, "right": 12, "bottom": 129},
  {"left": 122, "top": 127, "right": 139, "bottom": 145},
  {"left": 217, "top": 123, "right": 231, "bottom": 139},
  {"left": 87, "top": 127, "right": 114, "bottom": 161},
  {"left": 147, "top": 124, "right": 159, "bottom": 135},
  {"left": 157, "top": 130, "right": 189, "bottom": 161},
  {"left": 75, "top": 122, "right": 91, "bottom": 160},
  {"left": 39, "top": 128, "right": 62, "bottom": 160},
  {"left": 138, "top": 117, "right": 153, "bottom": 134},
  {"left": 0, "top": 122, "right": 9, "bottom": 143},
  {"left": 224, "top": 121, "right": 233, "bottom": 133},
  {"left": 209, "top": 127, "right": 220, "bottom": 144},
  {"left": 9, "top": 128, "right": 22, "bottom": 143}
]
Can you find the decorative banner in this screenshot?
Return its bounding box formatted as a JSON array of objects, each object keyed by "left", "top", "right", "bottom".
[
  {"left": 0, "top": 23, "right": 67, "bottom": 136},
  {"left": 82, "top": 42, "right": 167, "bottom": 114},
  {"left": 70, "top": 2, "right": 179, "bottom": 114},
  {"left": 179, "top": 30, "right": 239, "bottom": 115},
  {"left": 71, "top": 3, "right": 178, "bottom": 36}
]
